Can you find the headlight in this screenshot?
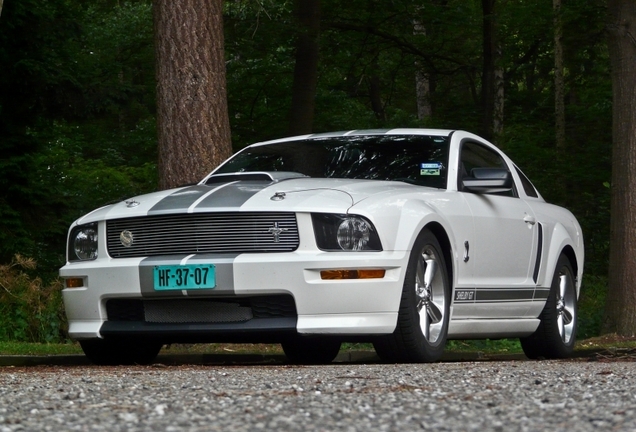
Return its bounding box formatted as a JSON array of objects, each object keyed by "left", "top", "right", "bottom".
[
  {"left": 312, "top": 214, "right": 382, "bottom": 251},
  {"left": 68, "top": 223, "right": 98, "bottom": 261}
]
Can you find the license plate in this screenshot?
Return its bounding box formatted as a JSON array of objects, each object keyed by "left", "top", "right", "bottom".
[{"left": 153, "top": 264, "right": 216, "bottom": 290}]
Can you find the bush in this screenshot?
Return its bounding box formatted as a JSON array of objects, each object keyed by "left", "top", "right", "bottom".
[
  {"left": 0, "top": 255, "right": 67, "bottom": 343},
  {"left": 577, "top": 274, "right": 607, "bottom": 340}
]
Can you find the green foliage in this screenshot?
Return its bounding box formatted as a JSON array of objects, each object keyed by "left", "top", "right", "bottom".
[
  {"left": 0, "top": 0, "right": 616, "bottom": 341},
  {"left": 577, "top": 275, "right": 607, "bottom": 339},
  {"left": 0, "top": 1, "right": 157, "bottom": 275},
  {"left": 0, "top": 256, "right": 67, "bottom": 343},
  {"left": 225, "top": 0, "right": 295, "bottom": 146},
  {"left": 501, "top": 114, "right": 611, "bottom": 277},
  {"left": 447, "top": 339, "right": 522, "bottom": 354},
  {"left": 0, "top": 341, "right": 82, "bottom": 356}
]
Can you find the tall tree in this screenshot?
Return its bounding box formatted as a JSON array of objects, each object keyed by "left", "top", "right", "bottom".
[
  {"left": 493, "top": 44, "right": 504, "bottom": 137},
  {"left": 604, "top": 0, "right": 636, "bottom": 335},
  {"left": 413, "top": 18, "right": 432, "bottom": 121},
  {"left": 481, "top": 0, "right": 498, "bottom": 141},
  {"left": 154, "top": 0, "right": 232, "bottom": 190},
  {"left": 554, "top": 0, "right": 566, "bottom": 150},
  {"left": 288, "top": 0, "right": 320, "bottom": 135}
]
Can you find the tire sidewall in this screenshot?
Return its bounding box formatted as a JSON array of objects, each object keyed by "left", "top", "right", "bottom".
[
  {"left": 401, "top": 229, "right": 450, "bottom": 357},
  {"left": 521, "top": 254, "right": 577, "bottom": 359},
  {"left": 547, "top": 256, "right": 577, "bottom": 351}
]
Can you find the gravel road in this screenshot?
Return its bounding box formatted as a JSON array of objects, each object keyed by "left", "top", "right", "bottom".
[{"left": 1, "top": 359, "right": 635, "bottom": 431}]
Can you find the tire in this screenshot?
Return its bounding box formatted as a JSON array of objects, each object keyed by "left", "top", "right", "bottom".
[
  {"left": 281, "top": 338, "right": 341, "bottom": 365},
  {"left": 521, "top": 254, "right": 577, "bottom": 359},
  {"left": 373, "top": 228, "right": 450, "bottom": 363},
  {"left": 80, "top": 339, "right": 163, "bottom": 365}
]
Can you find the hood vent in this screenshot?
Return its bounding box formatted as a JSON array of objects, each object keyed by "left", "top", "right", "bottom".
[{"left": 204, "top": 171, "right": 307, "bottom": 185}]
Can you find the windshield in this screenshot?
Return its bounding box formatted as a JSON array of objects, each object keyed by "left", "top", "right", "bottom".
[{"left": 214, "top": 135, "right": 450, "bottom": 189}]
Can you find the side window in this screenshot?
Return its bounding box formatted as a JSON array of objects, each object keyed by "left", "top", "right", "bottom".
[
  {"left": 515, "top": 166, "right": 539, "bottom": 198},
  {"left": 459, "top": 142, "right": 516, "bottom": 197}
]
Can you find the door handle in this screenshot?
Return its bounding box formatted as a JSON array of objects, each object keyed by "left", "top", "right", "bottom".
[
  {"left": 523, "top": 214, "right": 536, "bottom": 225},
  {"left": 463, "top": 240, "right": 470, "bottom": 262}
]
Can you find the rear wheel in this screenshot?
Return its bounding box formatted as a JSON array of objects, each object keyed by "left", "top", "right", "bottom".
[
  {"left": 374, "top": 229, "right": 450, "bottom": 363},
  {"left": 521, "top": 254, "right": 577, "bottom": 359},
  {"left": 80, "top": 339, "right": 162, "bottom": 365},
  {"left": 281, "top": 338, "right": 341, "bottom": 365}
]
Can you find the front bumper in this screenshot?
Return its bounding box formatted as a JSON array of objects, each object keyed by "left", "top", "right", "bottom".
[{"left": 60, "top": 250, "right": 408, "bottom": 341}]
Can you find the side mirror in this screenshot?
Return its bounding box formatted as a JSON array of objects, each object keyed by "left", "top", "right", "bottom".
[{"left": 462, "top": 168, "right": 513, "bottom": 193}]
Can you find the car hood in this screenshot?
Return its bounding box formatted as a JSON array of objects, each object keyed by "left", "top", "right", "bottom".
[{"left": 75, "top": 178, "right": 423, "bottom": 224}]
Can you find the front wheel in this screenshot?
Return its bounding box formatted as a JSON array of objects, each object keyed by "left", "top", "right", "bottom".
[
  {"left": 521, "top": 254, "right": 577, "bottom": 359},
  {"left": 374, "top": 229, "right": 450, "bottom": 363}
]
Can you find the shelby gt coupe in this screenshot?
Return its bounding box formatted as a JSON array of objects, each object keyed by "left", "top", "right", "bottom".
[{"left": 60, "top": 129, "right": 584, "bottom": 365}]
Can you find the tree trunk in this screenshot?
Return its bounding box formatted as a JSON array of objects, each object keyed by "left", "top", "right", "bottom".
[
  {"left": 604, "top": 0, "right": 636, "bottom": 335},
  {"left": 414, "top": 19, "right": 432, "bottom": 121},
  {"left": 554, "top": 0, "right": 566, "bottom": 151},
  {"left": 481, "top": 0, "right": 496, "bottom": 142},
  {"left": 0, "top": 0, "right": 4, "bottom": 18},
  {"left": 154, "top": 0, "right": 232, "bottom": 190},
  {"left": 415, "top": 69, "right": 432, "bottom": 120},
  {"left": 493, "top": 45, "right": 504, "bottom": 137},
  {"left": 369, "top": 57, "right": 386, "bottom": 122},
  {"left": 288, "top": 0, "right": 320, "bottom": 136}
]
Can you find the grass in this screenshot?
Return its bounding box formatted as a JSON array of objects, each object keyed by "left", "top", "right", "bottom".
[
  {"left": 0, "top": 341, "right": 83, "bottom": 356},
  {"left": 1, "top": 337, "right": 635, "bottom": 357}
]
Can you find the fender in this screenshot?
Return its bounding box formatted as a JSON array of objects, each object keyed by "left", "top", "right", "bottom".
[
  {"left": 354, "top": 196, "right": 463, "bottom": 295},
  {"left": 393, "top": 199, "right": 459, "bottom": 254},
  {"left": 541, "top": 221, "right": 584, "bottom": 296},
  {"left": 350, "top": 195, "right": 459, "bottom": 253}
]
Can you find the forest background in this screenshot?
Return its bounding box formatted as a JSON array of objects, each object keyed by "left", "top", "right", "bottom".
[{"left": 0, "top": 0, "right": 610, "bottom": 343}]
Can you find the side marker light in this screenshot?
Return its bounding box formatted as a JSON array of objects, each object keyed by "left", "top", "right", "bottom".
[
  {"left": 65, "top": 278, "right": 84, "bottom": 288},
  {"left": 320, "top": 269, "right": 386, "bottom": 280}
]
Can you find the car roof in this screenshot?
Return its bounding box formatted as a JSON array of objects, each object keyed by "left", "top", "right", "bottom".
[{"left": 250, "top": 128, "right": 456, "bottom": 147}]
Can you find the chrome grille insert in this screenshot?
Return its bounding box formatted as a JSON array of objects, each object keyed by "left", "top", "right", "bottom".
[{"left": 107, "top": 212, "right": 299, "bottom": 258}]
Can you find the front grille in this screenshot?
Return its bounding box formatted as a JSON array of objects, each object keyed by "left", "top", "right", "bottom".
[
  {"left": 107, "top": 212, "right": 299, "bottom": 258},
  {"left": 106, "top": 296, "right": 297, "bottom": 323}
]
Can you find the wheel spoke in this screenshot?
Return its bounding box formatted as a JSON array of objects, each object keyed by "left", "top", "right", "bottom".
[
  {"left": 427, "top": 301, "right": 443, "bottom": 324},
  {"left": 421, "top": 306, "right": 430, "bottom": 340},
  {"left": 561, "top": 308, "right": 574, "bottom": 325},
  {"left": 559, "top": 274, "right": 567, "bottom": 299},
  {"left": 416, "top": 256, "right": 426, "bottom": 287},
  {"left": 424, "top": 256, "right": 437, "bottom": 288},
  {"left": 416, "top": 298, "right": 425, "bottom": 312},
  {"left": 557, "top": 314, "right": 565, "bottom": 340}
]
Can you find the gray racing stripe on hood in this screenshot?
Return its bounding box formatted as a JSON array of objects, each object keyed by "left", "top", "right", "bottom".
[
  {"left": 148, "top": 185, "right": 215, "bottom": 214},
  {"left": 148, "top": 181, "right": 274, "bottom": 214},
  {"left": 194, "top": 181, "right": 274, "bottom": 209}
]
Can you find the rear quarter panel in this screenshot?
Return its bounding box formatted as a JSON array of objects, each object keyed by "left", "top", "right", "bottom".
[{"left": 530, "top": 201, "right": 584, "bottom": 295}]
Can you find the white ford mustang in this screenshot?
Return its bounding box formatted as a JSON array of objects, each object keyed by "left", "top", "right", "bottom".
[{"left": 60, "top": 129, "right": 584, "bottom": 365}]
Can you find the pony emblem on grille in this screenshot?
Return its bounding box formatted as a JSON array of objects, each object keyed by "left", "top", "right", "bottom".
[{"left": 267, "top": 222, "right": 288, "bottom": 243}]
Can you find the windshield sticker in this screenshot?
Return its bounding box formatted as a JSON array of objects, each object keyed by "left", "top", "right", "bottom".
[{"left": 420, "top": 162, "right": 442, "bottom": 176}]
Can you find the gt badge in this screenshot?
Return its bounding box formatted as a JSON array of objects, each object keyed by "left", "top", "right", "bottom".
[{"left": 455, "top": 290, "right": 475, "bottom": 301}]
